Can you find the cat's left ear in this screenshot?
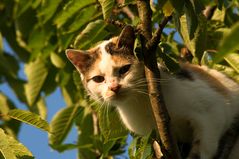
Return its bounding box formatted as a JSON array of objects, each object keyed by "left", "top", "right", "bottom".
[{"left": 116, "top": 25, "right": 135, "bottom": 50}]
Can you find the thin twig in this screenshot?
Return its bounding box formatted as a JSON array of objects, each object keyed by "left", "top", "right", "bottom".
[
  {"left": 106, "top": 19, "right": 126, "bottom": 29},
  {"left": 146, "top": 16, "right": 172, "bottom": 50}
]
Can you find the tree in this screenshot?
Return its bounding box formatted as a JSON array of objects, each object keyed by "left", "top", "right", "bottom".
[{"left": 0, "top": 0, "right": 239, "bottom": 158}]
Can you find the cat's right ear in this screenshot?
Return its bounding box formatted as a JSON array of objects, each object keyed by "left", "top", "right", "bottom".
[
  {"left": 116, "top": 25, "right": 135, "bottom": 50},
  {"left": 65, "top": 49, "right": 91, "bottom": 73}
]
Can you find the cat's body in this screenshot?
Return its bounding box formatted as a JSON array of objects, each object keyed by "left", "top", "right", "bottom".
[{"left": 66, "top": 28, "right": 239, "bottom": 159}]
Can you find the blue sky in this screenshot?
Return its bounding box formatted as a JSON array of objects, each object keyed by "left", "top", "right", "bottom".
[{"left": 0, "top": 40, "right": 78, "bottom": 159}]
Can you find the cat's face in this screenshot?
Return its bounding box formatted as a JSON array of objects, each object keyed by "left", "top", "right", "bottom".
[{"left": 66, "top": 37, "right": 145, "bottom": 106}]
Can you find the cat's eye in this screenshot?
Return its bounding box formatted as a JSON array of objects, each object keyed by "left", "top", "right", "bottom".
[
  {"left": 119, "top": 64, "right": 131, "bottom": 75},
  {"left": 92, "top": 76, "right": 105, "bottom": 83}
]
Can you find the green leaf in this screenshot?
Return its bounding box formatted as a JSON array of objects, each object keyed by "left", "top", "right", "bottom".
[
  {"left": 217, "top": 0, "right": 224, "bottom": 10},
  {"left": 28, "top": 26, "right": 52, "bottom": 51},
  {"left": 30, "top": 97, "right": 48, "bottom": 120},
  {"left": 213, "top": 64, "right": 239, "bottom": 83},
  {"left": 98, "top": 0, "right": 115, "bottom": 19},
  {"left": 7, "top": 77, "right": 27, "bottom": 104},
  {"left": 50, "top": 143, "right": 92, "bottom": 153},
  {"left": 215, "top": 22, "right": 239, "bottom": 62},
  {"left": 74, "top": 20, "right": 109, "bottom": 49},
  {"left": 128, "top": 134, "right": 153, "bottom": 159},
  {"left": 13, "top": 0, "right": 32, "bottom": 18},
  {"left": 38, "top": 0, "right": 62, "bottom": 23},
  {"left": 1, "top": 24, "right": 30, "bottom": 62},
  {"left": 224, "top": 53, "right": 239, "bottom": 74},
  {"left": 98, "top": 107, "right": 128, "bottom": 142},
  {"left": 0, "top": 128, "right": 34, "bottom": 159},
  {"left": 169, "top": 0, "right": 185, "bottom": 15},
  {"left": 49, "top": 105, "right": 83, "bottom": 146},
  {"left": 184, "top": 0, "right": 198, "bottom": 40},
  {"left": 0, "top": 53, "right": 18, "bottom": 78},
  {"left": 178, "top": 15, "right": 207, "bottom": 63},
  {"left": 54, "top": 0, "right": 96, "bottom": 28},
  {"left": 25, "top": 58, "right": 48, "bottom": 106},
  {"left": 66, "top": 5, "right": 99, "bottom": 34},
  {"left": 7, "top": 109, "right": 50, "bottom": 132},
  {"left": 0, "top": 92, "right": 15, "bottom": 120},
  {"left": 50, "top": 52, "right": 66, "bottom": 68}
]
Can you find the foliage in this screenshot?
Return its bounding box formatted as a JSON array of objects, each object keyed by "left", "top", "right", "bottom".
[{"left": 0, "top": 0, "right": 239, "bottom": 158}]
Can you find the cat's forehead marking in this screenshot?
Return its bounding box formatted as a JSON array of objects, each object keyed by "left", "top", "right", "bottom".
[{"left": 98, "top": 40, "right": 115, "bottom": 73}]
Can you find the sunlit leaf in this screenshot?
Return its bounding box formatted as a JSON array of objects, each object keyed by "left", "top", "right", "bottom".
[
  {"left": 215, "top": 22, "right": 239, "bottom": 62},
  {"left": 49, "top": 105, "right": 83, "bottom": 146},
  {"left": 54, "top": 0, "right": 96, "bottom": 28},
  {"left": 162, "top": 1, "right": 174, "bottom": 17},
  {"left": 50, "top": 52, "right": 66, "bottom": 68},
  {"left": 211, "top": 8, "right": 225, "bottom": 21},
  {"left": 98, "top": 0, "right": 115, "bottom": 19},
  {"left": 224, "top": 53, "right": 239, "bottom": 74},
  {"left": 25, "top": 58, "right": 48, "bottom": 106},
  {"left": 28, "top": 26, "right": 52, "bottom": 50},
  {"left": 30, "top": 97, "right": 48, "bottom": 120},
  {"left": 74, "top": 20, "right": 109, "bottom": 49},
  {"left": 179, "top": 15, "right": 207, "bottom": 62},
  {"left": 38, "top": 0, "right": 62, "bottom": 23},
  {"left": 7, "top": 109, "right": 50, "bottom": 132},
  {"left": 0, "top": 128, "right": 34, "bottom": 159},
  {"left": 213, "top": 64, "right": 239, "bottom": 83},
  {"left": 66, "top": 6, "right": 99, "bottom": 34}
]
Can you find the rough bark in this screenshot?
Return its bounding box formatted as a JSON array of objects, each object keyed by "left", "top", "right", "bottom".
[{"left": 136, "top": 0, "right": 181, "bottom": 158}]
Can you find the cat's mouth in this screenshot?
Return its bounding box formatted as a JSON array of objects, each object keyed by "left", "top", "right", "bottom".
[{"left": 104, "top": 88, "right": 128, "bottom": 102}]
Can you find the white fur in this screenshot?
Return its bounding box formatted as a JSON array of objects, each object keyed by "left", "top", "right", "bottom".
[{"left": 83, "top": 39, "right": 239, "bottom": 159}]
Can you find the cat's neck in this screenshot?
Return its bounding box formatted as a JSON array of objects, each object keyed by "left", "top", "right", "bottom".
[{"left": 116, "top": 91, "right": 155, "bottom": 135}]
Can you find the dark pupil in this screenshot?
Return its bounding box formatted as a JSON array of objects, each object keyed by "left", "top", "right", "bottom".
[
  {"left": 119, "top": 64, "right": 131, "bottom": 75},
  {"left": 92, "top": 76, "right": 104, "bottom": 83}
]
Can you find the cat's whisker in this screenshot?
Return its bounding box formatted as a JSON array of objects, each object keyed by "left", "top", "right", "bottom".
[
  {"left": 89, "top": 96, "right": 104, "bottom": 107},
  {"left": 133, "top": 79, "right": 171, "bottom": 85}
]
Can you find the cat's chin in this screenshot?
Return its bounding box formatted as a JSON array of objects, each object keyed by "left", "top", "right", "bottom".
[{"left": 104, "top": 89, "right": 128, "bottom": 104}]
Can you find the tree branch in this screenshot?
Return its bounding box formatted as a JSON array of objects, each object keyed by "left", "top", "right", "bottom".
[
  {"left": 136, "top": 0, "right": 181, "bottom": 158},
  {"left": 146, "top": 16, "right": 172, "bottom": 50},
  {"left": 106, "top": 19, "right": 126, "bottom": 29}
]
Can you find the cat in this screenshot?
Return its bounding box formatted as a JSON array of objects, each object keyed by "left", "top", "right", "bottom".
[{"left": 66, "top": 26, "right": 239, "bottom": 159}]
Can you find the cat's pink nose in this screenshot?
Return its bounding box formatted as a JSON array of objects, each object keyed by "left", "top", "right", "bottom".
[{"left": 109, "top": 85, "right": 121, "bottom": 93}]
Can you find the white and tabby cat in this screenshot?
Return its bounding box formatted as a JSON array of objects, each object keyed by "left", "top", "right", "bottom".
[{"left": 66, "top": 27, "right": 239, "bottom": 159}]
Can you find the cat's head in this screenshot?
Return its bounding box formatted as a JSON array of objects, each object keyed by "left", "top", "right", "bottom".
[{"left": 66, "top": 26, "right": 145, "bottom": 105}]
